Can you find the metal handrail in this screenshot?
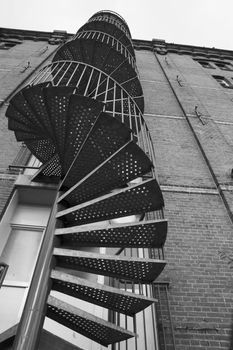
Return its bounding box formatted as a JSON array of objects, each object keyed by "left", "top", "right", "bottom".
[{"left": 27, "top": 60, "right": 143, "bottom": 112}]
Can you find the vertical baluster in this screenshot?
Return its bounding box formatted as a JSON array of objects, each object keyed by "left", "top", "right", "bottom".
[
  {"left": 66, "top": 63, "right": 79, "bottom": 86},
  {"left": 128, "top": 96, "right": 133, "bottom": 142},
  {"left": 84, "top": 68, "right": 94, "bottom": 96},
  {"left": 75, "top": 64, "right": 87, "bottom": 89},
  {"left": 133, "top": 103, "right": 142, "bottom": 149},
  {"left": 113, "top": 82, "right": 116, "bottom": 119},
  {"left": 104, "top": 76, "right": 110, "bottom": 103},
  {"left": 121, "top": 89, "right": 125, "bottom": 124},
  {"left": 56, "top": 61, "right": 73, "bottom": 86}
]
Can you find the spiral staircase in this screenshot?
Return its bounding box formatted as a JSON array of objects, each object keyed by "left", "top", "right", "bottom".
[{"left": 6, "top": 10, "right": 168, "bottom": 350}]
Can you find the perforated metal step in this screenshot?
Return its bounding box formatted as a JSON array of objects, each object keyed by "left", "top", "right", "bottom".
[
  {"left": 51, "top": 270, "right": 156, "bottom": 316},
  {"left": 42, "top": 86, "right": 77, "bottom": 163},
  {"left": 53, "top": 248, "right": 166, "bottom": 283},
  {"left": 6, "top": 103, "right": 42, "bottom": 137},
  {"left": 31, "top": 154, "right": 61, "bottom": 181},
  {"left": 8, "top": 118, "right": 41, "bottom": 142},
  {"left": 24, "top": 139, "right": 57, "bottom": 164},
  {"left": 57, "top": 178, "right": 164, "bottom": 226},
  {"left": 47, "top": 295, "right": 135, "bottom": 346},
  {"left": 62, "top": 94, "right": 103, "bottom": 175},
  {"left": 6, "top": 91, "right": 46, "bottom": 134},
  {"left": 43, "top": 88, "right": 104, "bottom": 174},
  {"left": 59, "top": 140, "right": 153, "bottom": 206},
  {"left": 6, "top": 85, "right": 108, "bottom": 175},
  {"left": 61, "top": 112, "right": 132, "bottom": 189},
  {"left": 23, "top": 84, "right": 55, "bottom": 137},
  {"left": 55, "top": 219, "right": 167, "bottom": 248}
]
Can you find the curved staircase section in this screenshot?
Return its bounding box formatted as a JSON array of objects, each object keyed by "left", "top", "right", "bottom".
[{"left": 5, "top": 10, "right": 167, "bottom": 349}]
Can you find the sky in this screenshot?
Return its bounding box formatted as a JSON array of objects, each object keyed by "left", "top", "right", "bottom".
[{"left": 1, "top": 0, "right": 233, "bottom": 51}]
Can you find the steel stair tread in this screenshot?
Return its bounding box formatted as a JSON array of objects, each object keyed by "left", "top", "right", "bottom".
[
  {"left": 55, "top": 219, "right": 167, "bottom": 248},
  {"left": 51, "top": 270, "right": 156, "bottom": 316},
  {"left": 23, "top": 83, "right": 55, "bottom": 137},
  {"left": 6, "top": 104, "right": 41, "bottom": 135},
  {"left": 8, "top": 119, "right": 42, "bottom": 141},
  {"left": 41, "top": 88, "right": 103, "bottom": 171},
  {"left": 9, "top": 90, "right": 46, "bottom": 133},
  {"left": 31, "top": 154, "right": 61, "bottom": 181},
  {"left": 54, "top": 44, "right": 74, "bottom": 61},
  {"left": 62, "top": 94, "right": 104, "bottom": 175},
  {"left": 59, "top": 140, "right": 153, "bottom": 206},
  {"left": 57, "top": 178, "right": 164, "bottom": 226},
  {"left": 43, "top": 86, "right": 76, "bottom": 163},
  {"left": 61, "top": 112, "right": 132, "bottom": 189},
  {"left": 53, "top": 248, "right": 166, "bottom": 283},
  {"left": 47, "top": 295, "right": 135, "bottom": 346},
  {"left": 24, "top": 139, "right": 56, "bottom": 163}
]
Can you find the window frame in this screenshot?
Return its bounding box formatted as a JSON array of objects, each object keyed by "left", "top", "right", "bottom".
[{"left": 212, "top": 75, "right": 233, "bottom": 88}]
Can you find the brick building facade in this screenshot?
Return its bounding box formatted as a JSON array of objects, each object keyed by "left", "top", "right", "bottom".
[{"left": 0, "top": 13, "right": 233, "bottom": 350}]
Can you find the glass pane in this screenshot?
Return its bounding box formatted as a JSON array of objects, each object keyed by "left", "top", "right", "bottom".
[
  {"left": 1, "top": 229, "right": 43, "bottom": 282},
  {"left": 0, "top": 286, "right": 26, "bottom": 333}
]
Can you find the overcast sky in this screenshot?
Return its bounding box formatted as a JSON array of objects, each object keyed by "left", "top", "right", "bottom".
[{"left": 1, "top": 0, "right": 233, "bottom": 51}]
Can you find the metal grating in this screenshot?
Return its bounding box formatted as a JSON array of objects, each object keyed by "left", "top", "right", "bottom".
[
  {"left": 10, "top": 90, "right": 46, "bottom": 132},
  {"left": 62, "top": 112, "right": 132, "bottom": 188},
  {"left": 43, "top": 87, "right": 75, "bottom": 163},
  {"left": 57, "top": 179, "right": 164, "bottom": 226},
  {"left": 24, "top": 139, "right": 56, "bottom": 163},
  {"left": 8, "top": 118, "right": 40, "bottom": 139},
  {"left": 51, "top": 270, "right": 156, "bottom": 316},
  {"left": 47, "top": 295, "right": 135, "bottom": 346},
  {"left": 32, "top": 154, "right": 61, "bottom": 181},
  {"left": 61, "top": 94, "right": 104, "bottom": 175},
  {"left": 23, "top": 84, "right": 54, "bottom": 137},
  {"left": 53, "top": 248, "right": 166, "bottom": 283},
  {"left": 59, "top": 140, "right": 153, "bottom": 206},
  {"left": 55, "top": 219, "right": 167, "bottom": 248},
  {"left": 6, "top": 103, "right": 41, "bottom": 135}
]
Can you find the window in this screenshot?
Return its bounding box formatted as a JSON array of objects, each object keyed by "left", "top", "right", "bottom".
[
  {"left": 215, "top": 61, "right": 233, "bottom": 71},
  {"left": 0, "top": 39, "right": 20, "bottom": 50},
  {"left": 213, "top": 75, "right": 232, "bottom": 88},
  {"left": 197, "top": 60, "right": 215, "bottom": 69}
]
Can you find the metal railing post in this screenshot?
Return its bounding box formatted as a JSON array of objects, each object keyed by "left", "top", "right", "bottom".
[{"left": 13, "top": 191, "right": 59, "bottom": 350}]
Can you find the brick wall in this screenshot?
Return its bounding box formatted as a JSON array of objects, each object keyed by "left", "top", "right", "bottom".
[
  {"left": 0, "top": 39, "right": 58, "bottom": 217},
  {"left": 136, "top": 49, "right": 233, "bottom": 349},
  {"left": 144, "top": 116, "right": 215, "bottom": 188},
  {"left": 162, "top": 191, "right": 233, "bottom": 350}
]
